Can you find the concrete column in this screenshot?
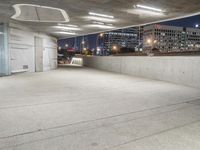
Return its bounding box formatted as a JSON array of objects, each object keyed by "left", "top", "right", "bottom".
[{"left": 0, "top": 23, "right": 10, "bottom": 76}]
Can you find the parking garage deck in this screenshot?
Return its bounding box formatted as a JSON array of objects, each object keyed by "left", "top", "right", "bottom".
[{"left": 0, "top": 67, "right": 200, "bottom": 150}]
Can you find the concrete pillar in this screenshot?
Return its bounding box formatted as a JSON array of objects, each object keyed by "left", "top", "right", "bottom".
[{"left": 0, "top": 23, "right": 10, "bottom": 76}]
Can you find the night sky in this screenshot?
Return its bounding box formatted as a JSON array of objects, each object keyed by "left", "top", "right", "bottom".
[
  {"left": 161, "top": 15, "right": 200, "bottom": 27},
  {"left": 58, "top": 15, "right": 200, "bottom": 50}
]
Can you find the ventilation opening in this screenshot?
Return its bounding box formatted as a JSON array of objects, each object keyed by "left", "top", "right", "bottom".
[
  {"left": 23, "top": 65, "right": 29, "bottom": 70},
  {"left": 11, "top": 4, "right": 70, "bottom": 23}
]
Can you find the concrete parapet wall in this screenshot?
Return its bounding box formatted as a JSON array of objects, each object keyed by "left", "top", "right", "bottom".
[{"left": 83, "top": 56, "right": 200, "bottom": 88}]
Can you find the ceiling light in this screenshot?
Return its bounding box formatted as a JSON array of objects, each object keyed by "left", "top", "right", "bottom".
[
  {"left": 89, "top": 21, "right": 114, "bottom": 29},
  {"left": 89, "top": 24, "right": 114, "bottom": 29},
  {"left": 134, "top": 4, "right": 163, "bottom": 12},
  {"left": 86, "top": 16, "right": 115, "bottom": 22},
  {"left": 126, "top": 8, "right": 164, "bottom": 16},
  {"left": 92, "top": 21, "right": 105, "bottom": 25},
  {"left": 89, "top": 12, "right": 114, "bottom": 19},
  {"left": 66, "top": 24, "right": 78, "bottom": 27},
  {"left": 57, "top": 24, "right": 78, "bottom": 28},
  {"left": 53, "top": 31, "right": 77, "bottom": 35},
  {"left": 107, "top": 24, "right": 113, "bottom": 26},
  {"left": 52, "top": 26, "right": 81, "bottom": 31}
]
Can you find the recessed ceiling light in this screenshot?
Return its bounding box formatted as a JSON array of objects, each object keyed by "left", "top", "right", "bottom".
[
  {"left": 89, "top": 12, "right": 114, "bottom": 19},
  {"left": 52, "top": 26, "right": 81, "bottom": 31},
  {"left": 53, "top": 31, "right": 77, "bottom": 35},
  {"left": 134, "top": 4, "right": 163, "bottom": 13}
]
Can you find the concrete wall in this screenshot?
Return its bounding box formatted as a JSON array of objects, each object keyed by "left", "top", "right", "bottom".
[
  {"left": 83, "top": 56, "right": 200, "bottom": 88},
  {"left": 9, "top": 23, "right": 57, "bottom": 73}
]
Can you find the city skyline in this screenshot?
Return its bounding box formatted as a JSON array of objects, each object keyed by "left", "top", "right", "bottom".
[{"left": 58, "top": 14, "right": 200, "bottom": 50}]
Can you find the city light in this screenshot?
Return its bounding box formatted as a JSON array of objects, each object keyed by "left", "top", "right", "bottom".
[
  {"left": 147, "top": 39, "right": 152, "bottom": 44},
  {"left": 82, "top": 41, "right": 85, "bottom": 45},
  {"left": 89, "top": 12, "right": 114, "bottom": 19},
  {"left": 97, "top": 47, "right": 101, "bottom": 51},
  {"left": 100, "top": 33, "right": 104, "bottom": 37},
  {"left": 65, "top": 44, "right": 69, "bottom": 47},
  {"left": 134, "top": 4, "right": 163, "bottom": 13},
  {"left": 112, "top": 45, "right": 117, "bottom": 50},
  {"left": 195, "top": 24, "right": 199, "bottom": 28}
]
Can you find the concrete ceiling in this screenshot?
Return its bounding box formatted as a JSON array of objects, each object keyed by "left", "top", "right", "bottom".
[{"left": 0, "top": 0, "right": 200, "bottom": 38}]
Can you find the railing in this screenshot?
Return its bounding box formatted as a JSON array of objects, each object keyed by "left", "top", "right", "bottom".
[{"left": 70, "top": 57, "right": 83, "bottom": 66}]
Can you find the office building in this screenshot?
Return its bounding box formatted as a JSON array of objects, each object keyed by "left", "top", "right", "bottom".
[
  {"left": 143, "top": 24, "right": 200, "bottom": 52},
  {"left": 101, "top": 27, "right": 141, "bottom": 51}
]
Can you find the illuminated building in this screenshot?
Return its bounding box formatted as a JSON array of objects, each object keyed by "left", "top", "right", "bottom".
[
  {"left": 101, "top": 27, "right": 142, "bottom": 51},
  {"left": 143, "top": 24, "right": 200, "bottom": 52}
]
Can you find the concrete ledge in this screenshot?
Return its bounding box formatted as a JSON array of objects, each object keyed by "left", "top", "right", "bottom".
[{"left": 83, "top": 56, "right": 200, "bottom": 89}]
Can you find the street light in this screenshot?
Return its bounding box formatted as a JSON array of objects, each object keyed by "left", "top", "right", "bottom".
[
  {"left": 100, "top": 33, "right": 104, "bottom": 37},
  {"left": 153, "top": 40, "right": 157, "bottom": 44},
  {"left": 147, "top": 39, "right": 152, "bottom": 44},
  {"left": 112, "top": 45, "right": 117, "bottom": 50}
]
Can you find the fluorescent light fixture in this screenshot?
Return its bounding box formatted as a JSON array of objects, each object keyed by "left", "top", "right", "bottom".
[
  {"left": 92, "top": 21, "right": 105, "bottom": 25},
  {"left": 53, "top": 31, "right": 77, "bottom": 35},
  {"left": 86, "top": 16, "right": 115, "bottom": 22},
  {"left": 66, "top": 24, "right": 78, "bottom": 27},
  {"left": 126, "top": 8, "right": 164, "bottom": 16},
  {"left": 135, "top": 4, "right": 163, "bottom": 12},
  {"left": 90, "top": 21, "right": 114, "bottom": 29},
  {"left": 107, "top": 24, "right": 113, "bottom": 26},
  {"left": 89, "top": 12, "right": 114, "bottom": 19},
  {"left": 89, "top": 24, "right": 114, "bottom": 29},
  {"left": 52, "top": 26, "right": 81, "bottom": 31},
  {"left": 57, "top": 24, "right": 78, "bottom": 28}
]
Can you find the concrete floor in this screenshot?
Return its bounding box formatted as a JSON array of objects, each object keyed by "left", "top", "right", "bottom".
[{"left": 0, "top": 66, "right": 200, "bottom": 150}]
